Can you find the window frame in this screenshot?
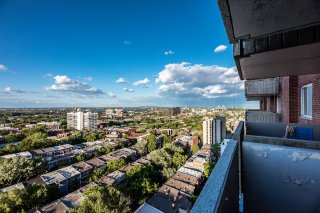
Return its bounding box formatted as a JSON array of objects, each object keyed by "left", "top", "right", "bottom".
[{"left": 300, "top": 83, "right": 313, "bottom": 119}]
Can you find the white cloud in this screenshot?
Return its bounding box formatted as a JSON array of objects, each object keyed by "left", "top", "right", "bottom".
[
  {"left": 45, "top": 75, "right": 104, "bottom": 95},
  {"left": 0, "top": 64, "right": 8, "bottom": 71},
  {"left": 116, "top": 77, "right": 128, "bottom": 83},
  {"left": 133, "top": 78, "right": 150, "bottom": 87},
  {"left": 214, "top": 45, "right": 228, "bottom": 53},
  {"left": 84, "top": 76, "right": 93, "bottom": 81},
  {"left": 46, "top": 73, "right": 53, "bottom": 77},
  {"left": 124, "top": 40, "right": 131, "bottom": 45},
  {"left": 123, "top": 88, "right": 134, "bottom": 92},
  {"left": 1, "top": 86, "right": 25, "bottom": 94},
  {"left": 107, "top": 92, "right": 116, "bottom": 98},
  {"left": 158, "top": 82, "right": 185, "bottom": 92},
  {"left": 164, "top": 50, "right": 174, "bottom": 55},
  {"left": 156, "top": 62, "right": 243, "bottom": 99}
]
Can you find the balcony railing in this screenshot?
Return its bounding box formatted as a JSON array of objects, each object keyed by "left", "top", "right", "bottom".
[
  {"left": 245, "top": 110, "right": 280, "bottom": 123},
  {"left": 191, "top": 121, "right": 320, "bottom": 213},
  {"left": 245, "top": 78, "right": 280, "bottom": 99}
]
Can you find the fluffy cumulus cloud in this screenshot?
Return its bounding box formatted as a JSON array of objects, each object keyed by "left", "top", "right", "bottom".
[
  {"left": 0, "top": 64, "right": 7, "bottom": 71},
  {"left": 116, "top": 77, "right": 128, "bottom": 83},
  {"left": 107, "top": 92, "right": 116, "bottom": 98},
  {"left": 45, "top": 75, "right": 104, "bottom": 95},
  {"left": 156, "top": 62, "right": 243, "bottom": 99},
  {"left": 164, "top": 50, "right": 174, "bottom": 55},
  {"left": 123, "top": 88, "right": 134, "bottom": 92},
  {"left": 1, "top": 86, "right": 25, "bottom": 94},
  {"left": 214, "top": 45, "right": 228, "bottom": 53},
  {"left": 133, "top": 78, "right": 150, "bottom": 87}
]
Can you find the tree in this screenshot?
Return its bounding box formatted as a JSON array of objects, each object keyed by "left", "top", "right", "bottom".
[
  {"left": 204, "top": 161, "right": 216, "bottom": 179},
  {"left": 162, "top": 167, "right": 176, "bottom": 179},
  {"left": 191, "top": 144, "right": 200, "bottom": 155},
  {"left": 0, "top": 184, "right": 54, "bottom": 213},
  {"left": 120, "top": 164, "right": 159, "bottom": 206},
  {"left": 85, "top": 132, "right": 101, "bottom": 142},
  {"left": 163, "top": 136, "right": 173, "bottom": 146},
  {"left": 25, "top": 184, "right": 49, "bottom": 209},
  {"left": 75, "top": 153, "right": 86, "bottom": 162},
  {"left": 0, "top": 156, "right": 45, "bottom": 186},
  {"left": 98, "top": 146, "right": 110, "bottom": 155},
  {"left": 134, "top": 141, "right": 147, "bottom": 156},
  {"left": 105, "top": 159, "right": 125, "bottom": 174},
  {"left": 147, "top": 149, "right": 173, "bottom": 170},
  {"left": 89, "top": 169, "right": 104, "bottom": 183},
  {"left": 4, "top": 133, "right": 25, "bottom": 143},
  {"left": 212, "top": 143, "right": 220, "bottom": 160},
  {"left": 0, "top": 188, "right": 26, "bottom": 213},
  {"left": 172, "top": 152, "right": 187, "bottom": 169},
  {"left": 69, "top": 186, "right": 131, "bottom": 213},
  {"left": 19, "top": 132, "right": 49, "bottom": 151},
  {"left": 146, "top": 134, "right": 157, "bottom": 153}
]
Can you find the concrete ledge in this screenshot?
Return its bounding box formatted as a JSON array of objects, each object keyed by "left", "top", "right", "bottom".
[
  {"left": 244, "top": 134, "right": 320, "bottom": 150},
  {"left": 191, "top": 140, "right": 239, "bottom": 213}
]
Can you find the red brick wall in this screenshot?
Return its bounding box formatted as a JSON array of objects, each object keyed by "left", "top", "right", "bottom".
[{"left": 281, "top": 74, "right": 320, "bottom": 125}]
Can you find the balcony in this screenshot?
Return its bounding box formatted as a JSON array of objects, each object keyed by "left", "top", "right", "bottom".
[
  {"left": 218, "top": 0, "right": 320, "bottom": 80},
  {"left": 192, "top": 121, "right": 320, "bottom": 213},
  {"left": 245, "top": 110, "right": 280, "bottom": 123},
  {"left": 245, "top": 78, "right": 280, "bottom": 99}
]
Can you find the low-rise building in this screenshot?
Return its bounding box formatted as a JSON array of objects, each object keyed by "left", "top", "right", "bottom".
[
  {"left": 71, "top": 161, "right": 93, "bottom": 185},
  {"left": 97, "top": 170, "right": 126, "bottom": 187},
  {"left": 146, "top": 185, "right": 192, "bottom": 213},
  {"left": 0, "top": 151, "right": 33, "bottom": 160},
  {"left": 41, "top": 171, "right": 68, "bottom": 195},
  {"left": 85, "top": 158, "right": 106, "bottom": 171},
  {"left": 60, "top": 190, "right": 84, "bottom": 209},
  {"left": 0, "top": 182, "right": 26, "bottom": 193},
  {"left": 58, "top": 166, "right": 81, "bottom": 192},
  {"left": 40, "top": 199, "right": 69, "bottom": 213}
]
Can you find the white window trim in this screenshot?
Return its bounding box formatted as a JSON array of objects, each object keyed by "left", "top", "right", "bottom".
[{"left": 300, "top": 83, "right": 312, "bottom": 119}]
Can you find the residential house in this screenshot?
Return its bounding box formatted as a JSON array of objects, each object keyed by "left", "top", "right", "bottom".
[{"left": 71, "top": 162, "right": 94, "bottom": 185}]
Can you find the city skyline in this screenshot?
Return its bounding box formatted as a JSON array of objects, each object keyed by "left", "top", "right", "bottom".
[{"left": 0, "top": 0, "right": 257, "bottom": 108}]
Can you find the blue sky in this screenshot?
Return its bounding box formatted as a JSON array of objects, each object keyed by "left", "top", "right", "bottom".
[{"left": 0, "top": 0, "right": 257, "bottom": 108}]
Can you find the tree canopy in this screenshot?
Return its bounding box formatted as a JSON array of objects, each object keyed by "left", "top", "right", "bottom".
[
  {"left": 146, "top": 134, "right": 157, "bottom": 153},
  {"left": 0, "top": 157, "right": 45, "bottom": 187},
  {"left": 69, "top": 186, "right": 131, "bottom": 213}
]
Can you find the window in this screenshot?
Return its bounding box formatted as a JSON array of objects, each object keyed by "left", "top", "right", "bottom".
[{"left": 301, "top": 84, "right": 312, "bottom": 118}]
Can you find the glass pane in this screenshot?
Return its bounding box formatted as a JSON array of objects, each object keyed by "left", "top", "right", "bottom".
[
  {"left": 303, "top": 88, "right": 308, "bottom": 115},
  {"left": 307, "top": 86, "right": 312, "bottom": 116}
]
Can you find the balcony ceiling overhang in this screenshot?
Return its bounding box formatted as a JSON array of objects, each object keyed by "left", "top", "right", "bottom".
[
  {"left": 218, "top": 0, "right": 320, "bottom": 43},
  {"left": 218, "top": 0, "right": 320, "bottom": 80},
  {"left": 238, "top": 42, "right": 320, "bottom": 80}
]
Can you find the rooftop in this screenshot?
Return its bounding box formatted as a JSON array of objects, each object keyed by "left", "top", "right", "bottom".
[
  {"left": 41, "top": 199, "right": 69, "bottom": 213},
  {"left": 58, "top": 166, "right": 81, "bottom": 179},
  {"left": 71, "top": 161, "right": 93, "bottom": 173},
  {"left": 41, "top": 171, "right": 67, "bottom": 185},
  {"left": 97, "top": 171, "right": 126, "bottom": 186},
  {"left": 61, "top": 190, "right": 84, "bottom": 208},
  {"left": 85, "top": 158, "right": 105, "bottom": 167},
  {"left": 146, "top": 186, "right": 192, "bottom": 213}
]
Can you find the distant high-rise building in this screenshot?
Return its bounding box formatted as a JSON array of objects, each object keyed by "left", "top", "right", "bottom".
[
  {"left": 105, "top": 109, "right": 114, "bottom": 118},
  {"left": 170, "top": 107, "right": 181, "bottom": 116},
  {"left": 84, "top": 112, "right": 98, "bottom": 130},
  {"left": 67, "top": 109, "right": 98, "bottom": 130},
  {"left": 203, "top": 117, "right": 226, "bottom": 145},
  {"left": 115, "top": 108, "right": 124, "bottom": 117}
]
